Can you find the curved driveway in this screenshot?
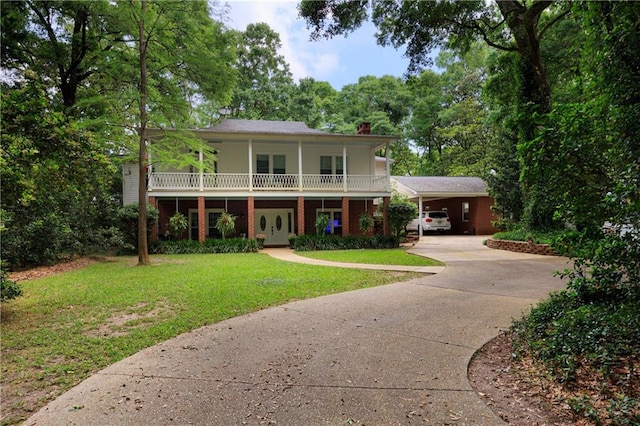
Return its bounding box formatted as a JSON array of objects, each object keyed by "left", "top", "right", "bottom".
[{"left": 26, "top": 236, "right": 570, "bottom": 425}]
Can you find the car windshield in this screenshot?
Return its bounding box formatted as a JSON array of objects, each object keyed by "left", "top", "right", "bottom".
[{"left": 429, "top": 212, "right": 448, "bottom": 218}]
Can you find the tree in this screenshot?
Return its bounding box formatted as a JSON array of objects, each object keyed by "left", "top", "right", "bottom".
[
  {"left": 300, "top": 0, "right": 572, "bottom": 229},
  {"left": 288, "top": 77, "right": 337, "bottom": 128},
  {"left": 229, "top": 22, "right": 295, "bottom": 120},
  {"left": 112, "top": 0, "right": 236, "bottom": 264},
  {"left": 387, "top": 193, "right": 418, "bottom": 241},
  {"left": 1, "top": 0, "right": 114, "bottom": 111},
  {"left": 2, "top": 1, "right": 237, "bottom": 266},
  {"left": 0, "top": 78, "right": 120, "bottom": 267}
]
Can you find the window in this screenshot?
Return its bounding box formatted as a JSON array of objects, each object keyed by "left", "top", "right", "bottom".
[
  {"left": 273, "top": 155, "right": 286, "bottom": 174},
  {"left": 336, "top": 156, "right": 344, "bottom": 175},
  {"left": 320, "top": 156, "right": 344, "bottom": 175},
  {"left": 316, "top": 209, "right": 342, "bottom": 235},
  {"left": 256, "top": 154, "right": 285, "bottom": 174},
  {"left": 462, "top": 202, "right": 470, "bottom": 222},
  {"left": 188, "top": 208, "right": 224, "bottom": 239},
  {"left": 320, "top": 156, "right": 332, "bottom": 175},
  {"left": 208, "top": 211, "right": 222, "bottom": 237},
  {"left": 256, "top": 154, "right": 269, "bottom": 174}
]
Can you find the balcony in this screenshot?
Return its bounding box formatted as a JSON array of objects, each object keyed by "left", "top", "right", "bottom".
[{"left": 148, "top": 173, "right": 389, "bottom": 193}]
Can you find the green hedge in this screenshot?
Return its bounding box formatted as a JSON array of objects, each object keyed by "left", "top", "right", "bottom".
[
  {"left": 291, "top": 234, "right": 398, "bottom": 251},
  {"left": 150, "top": 238, "right": 259, "bottom": 254}
]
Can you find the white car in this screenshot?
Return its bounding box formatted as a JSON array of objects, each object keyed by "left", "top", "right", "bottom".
[{"left": 407, "top": 211, "right": 451, "bottom": 234}]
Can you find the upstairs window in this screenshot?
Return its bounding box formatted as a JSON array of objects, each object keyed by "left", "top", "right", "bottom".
[
  {"left": 273, "top": 154, "right": 286, "bottom": 174},
  {"left": 256, "top": 154, "right": 269, "bottom": 174},
  {"left": 320, "top": 156, "right": 332, "bottom": 175},
  {"left": 320, "top": 155, "right": 344, "bottom": 174}
]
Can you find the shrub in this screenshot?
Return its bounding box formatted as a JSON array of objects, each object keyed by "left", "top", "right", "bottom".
[
  {"left": 117, "top": 203, "right": 159, "bottom": 251},
  {"left": 387, "top": 195, "right": 418, "bottom": 241},
  {"left": 168, "top": 212, "right": 188, "bottom": 239},
  {"left": 0, "top": 263, "right": 22, "bottom": 302},
  {"left": 150, "top": 237, "right": 259, "bottom": 254},
  {"left": 359, "top": 212, "right": 375, "bottom": 235},
  {"left": 291, "top": 234, "right": 397, "bottom": 251}
]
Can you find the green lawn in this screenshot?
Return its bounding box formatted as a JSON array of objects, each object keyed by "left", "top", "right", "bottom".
[
  {"left": 295, "top": 247, "right": 444, "bottom": 267},
  {"left": 0, "top": 254, "right": 420, "bottom": 425}
]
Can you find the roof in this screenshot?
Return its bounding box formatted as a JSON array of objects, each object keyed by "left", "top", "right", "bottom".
[
  {"left": 391, "top": 176, "right": 488, "bottom": 195},
  {"left": 204, "top": 119, "right": 327, "bottom": 135}
]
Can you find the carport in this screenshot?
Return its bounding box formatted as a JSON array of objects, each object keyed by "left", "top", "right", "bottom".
[{"left": 391, "top": 176, "right": 500, "bottom": 235}]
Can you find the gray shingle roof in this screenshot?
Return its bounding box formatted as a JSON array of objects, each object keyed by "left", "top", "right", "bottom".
[
  {"left": 392, "top": 176, "right": 488, "bottom": 194},
  {"left": 205, "top": 119, "right": 327, "bottom": 135}
]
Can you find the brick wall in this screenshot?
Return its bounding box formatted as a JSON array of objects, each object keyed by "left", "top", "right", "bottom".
[{"left": 486, "top": 238, "right": 558, "bottom": 256}]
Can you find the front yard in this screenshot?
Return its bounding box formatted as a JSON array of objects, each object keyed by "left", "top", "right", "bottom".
[{"left": 1, "top": 253, "right": 421, "bottom": 425}]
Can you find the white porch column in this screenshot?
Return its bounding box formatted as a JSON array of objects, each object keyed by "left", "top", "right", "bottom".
[
  {"left": 248, "top": 139, "right": 253, "bottom": 191},
  {"left": 418, "top": 195, "right": 424, "bottom": 235},
  {"left": 342, "top": 142, "right": 348, "bottom": 192},
  {"left": 198, "top": 150, "right": 204, "bottom": 191},
  {"left": 385, "top": 142, "right": 390, "bottom": 190},
  {"left": 298, "top": 140, "right": 303, "bottom": 191}
]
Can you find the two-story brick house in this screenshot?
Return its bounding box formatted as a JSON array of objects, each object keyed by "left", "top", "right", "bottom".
[{"left": 122, "top": 119, "right": 396, "bottom": 246}]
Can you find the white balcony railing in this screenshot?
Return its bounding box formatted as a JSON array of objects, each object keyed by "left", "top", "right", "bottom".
[{"left": 148, "top": 173, "right": 389, "bottom": 192}]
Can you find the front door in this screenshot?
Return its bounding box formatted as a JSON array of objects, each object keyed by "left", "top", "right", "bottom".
[{"left": 255, "top": 209, "right": 293, "bottom": 246}]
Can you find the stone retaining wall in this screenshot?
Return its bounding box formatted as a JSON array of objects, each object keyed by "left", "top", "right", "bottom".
[{"left": 486, "top": 238, "right": 558, "bottom": 256}]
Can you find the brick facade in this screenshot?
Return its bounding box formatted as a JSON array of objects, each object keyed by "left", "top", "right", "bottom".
[
  {"left": 486, "top": 238, "right": 558, "bottom": 256},
  {"left": 197, "top": 196, "right": 206, "bottom": 242},
  {"left": 247, "top": 197, "right": 255, "bottom": 239},
  {"left": 297, "top": 196, "right": 305, "bottom": 236}
]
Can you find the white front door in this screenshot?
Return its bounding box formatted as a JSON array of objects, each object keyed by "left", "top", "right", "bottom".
[{"left": 255, "top": 209, "right": 293, "bottom": 246}]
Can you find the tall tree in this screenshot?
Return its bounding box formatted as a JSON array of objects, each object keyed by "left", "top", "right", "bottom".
[
  {"left": 1, "top": 1, "right": 117, "bottom": 112},
  {"left": 300, "top": 0, "right": 572, "bottom": 228},
  {"left": 230, "top": 22, "right": 294, "bottom": 120},
  {"left": 1, "top": 78, "right": 118, "bottom": 267},
  {"left": 113, "top": 0, "right": 236, "bottom": 264},
  {"left": 288, "top": 77, "right": 337, "bottom": 128}
]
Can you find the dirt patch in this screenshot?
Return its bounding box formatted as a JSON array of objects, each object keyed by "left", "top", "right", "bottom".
[
  {"left": 7, "top": 257, "right": 105, "bottom": 282},
  {"left": 85, "top": 301, "right": 176, "bottom": 338},
  {"left": 468, "top": 332, "right": 578, "bottom": 425}
]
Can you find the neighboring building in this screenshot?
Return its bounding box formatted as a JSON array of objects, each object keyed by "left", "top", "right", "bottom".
[
  {"left": 391, "top": 176, "right": 500, "bottom": 235},
  {"left": 122, "top": 119, "right": 396, "bottom": 246}
]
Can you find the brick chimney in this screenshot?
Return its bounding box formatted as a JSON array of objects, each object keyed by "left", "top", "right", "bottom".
[{"left": 357, "top": 122, "right": 371, "bottom": 134}]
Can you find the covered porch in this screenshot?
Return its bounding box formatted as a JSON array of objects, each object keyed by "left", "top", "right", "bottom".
[{"left": 149, "top": 195, "right": 391, "bottom": 246}]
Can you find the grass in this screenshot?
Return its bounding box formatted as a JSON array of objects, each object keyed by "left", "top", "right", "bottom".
[
  {"left": 0, "top": 253, "right": 421, "bottom": 425},
  {"left": 294, "top": 247, "right": 444, "bottom": 266}
]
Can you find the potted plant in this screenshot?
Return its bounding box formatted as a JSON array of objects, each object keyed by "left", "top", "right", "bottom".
[
  {"left": 315, "top": 214, "right": 330, "bottom": 236},
  {"left": 256, "top": 233, "right": 266, "bottom": 249},
  {"left": 215, "top": 211, "right": 235, "bottom": 239},
  {"left": 359, "top": 212, "right": 374, "bottom": 236},
  {"left": 288, "top": 233, "right": 297, "bottom": 248},
  {"left": 168, "top": 212, "right": 188, "bottom": 240}
]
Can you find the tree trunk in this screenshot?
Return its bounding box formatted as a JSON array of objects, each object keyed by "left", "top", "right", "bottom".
[
  {"left": 137, "top": 0, "right": 150, "bottom": 265},
  {"left": 497, "top": 0, "right": 552, "bottom": 114}
]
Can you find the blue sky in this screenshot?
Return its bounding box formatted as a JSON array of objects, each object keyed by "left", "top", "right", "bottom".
[{"left": 225, "top": 1, "right": 414, "bottom": 90}]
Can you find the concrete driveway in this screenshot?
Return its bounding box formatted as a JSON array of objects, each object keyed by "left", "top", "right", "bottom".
[{"left": 25, "top": 236, "right": 570, "bottom": 425}]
